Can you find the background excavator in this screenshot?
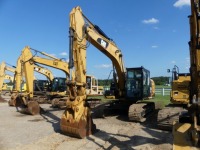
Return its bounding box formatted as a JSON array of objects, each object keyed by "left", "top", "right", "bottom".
[
  {"left": 60, "top": 6, "right": 155, "bottom": 138},
  {"left": 8, "top": 60, "right": 54, "bottom": 106},
  {"left": 0, "top": 61, "right": 16, "bottom": 95},
  {"left": 29, "top": 64, "right": 54, "bottom": 99},
  {"left": 157, "top": 65, "right": 191, "bottom": 130},
  {"left": 0, "top": 75, "right": 14, "bottom": 95},
  {"left": 32, "top": 64, "right": 54, "bottom": 104},
  {"left": 9, "top": 46, "right": 70, "bottom": 114},
  {"left": 172, "top": 0, "right": 200, "bottom": 148},
  {"left": 10, "top": 46, "right": 102, "bottom": 113}
]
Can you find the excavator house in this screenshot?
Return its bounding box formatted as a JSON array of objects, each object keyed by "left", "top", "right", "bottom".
[{"left": 60, "top": 6, "right": 155, "bottom": 138}]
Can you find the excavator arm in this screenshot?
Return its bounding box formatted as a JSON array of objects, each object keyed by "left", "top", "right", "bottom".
[
  {"left": 22, "top": 47, "right": 69, "bottom": 77},
  {"left": 31, "top": 57, "right": 69, "bottom": 78},
  {"left": 69, "top": 6, "right": 126, "bottom": 97},
  {"left": 34, "top": 64, "right": 54, "bottom": 82}
]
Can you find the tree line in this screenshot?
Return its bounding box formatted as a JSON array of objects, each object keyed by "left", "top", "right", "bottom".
[{"left": 98, "top": 76, "right": 170, "bottom": 86}]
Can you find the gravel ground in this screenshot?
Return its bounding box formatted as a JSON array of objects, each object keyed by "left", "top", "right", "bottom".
[{"left": 0, "top": 95, "right": 172, "bottom": 150}]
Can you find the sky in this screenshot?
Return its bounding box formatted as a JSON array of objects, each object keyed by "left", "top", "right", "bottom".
[{"left": 0, "top": 0, "right": 191, "bottom": 80}]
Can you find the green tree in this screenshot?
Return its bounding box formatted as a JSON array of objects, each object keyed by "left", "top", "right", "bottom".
[{"left": 151, "top": 76, "right": 170, "bottom": 85}]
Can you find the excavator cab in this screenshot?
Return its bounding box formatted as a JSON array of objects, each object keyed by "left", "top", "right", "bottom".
[
  {"left": 48, "top": 77, "right": 69, "bottom": 107},
  {"left": 86, "top": 75, "right": 99, "bottom": 95},
  {"left": 126, "top": 67, "right": 151, "bottom": 101},
  {"left": 34, "top": 80, "right": 50, "bottom": 92},
  {"left": 50, "top": 77, "right": 67, "bottom": 92}
]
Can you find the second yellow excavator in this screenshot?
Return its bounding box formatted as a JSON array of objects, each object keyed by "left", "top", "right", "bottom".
[
  {"left": 157, "top": 65, "right": 191, "bottom": 130},
  {"left": 172, "top": 0, "right": 200, "bottom": 148},
  {"left": 9, "top": 46, "right": 70, "bottom": 115},
  {"left": 8, "top": 62, "right": 54, "bottom": 106}
]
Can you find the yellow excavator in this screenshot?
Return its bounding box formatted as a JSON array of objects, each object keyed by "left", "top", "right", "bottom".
[
  {"left": 60, "top": 6, "right": 155, "bottom": 138},
  {"left": 0, "top": 61, "right": 16, "bottom": 94},
  {"left": 20, "top": 47, "right": 70, "bottom": 108},
  {"left": 9, "top": 51, "right": 41, "bottom": 114},
  {"left": 172, "top": 0, "right": 200, "bottom": 149},
  {"left": 9, "top": 46, "right": 70, "bottom": 114},
  {"left": 157, "top": 65, "right": 191, "bottom": 130},
  {"left": 8, "top": 61, "right": 54, "bottom": 106},
  {"left": 10, "top": 47, "right": 103, "bottom": 110},
  {"left": 1, "top": 75, "right": 14, "bottom": 95},
  {"left": 0, "top": 61, "right": 51, "bottom": 101}
]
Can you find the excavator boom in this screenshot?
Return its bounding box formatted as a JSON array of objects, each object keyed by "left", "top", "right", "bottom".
[
  {"left": 34, "top": 64, "right": 54, "bottom": 82},
  {"left": 69, "top": 6, "right": 126, "bottom": 96}
]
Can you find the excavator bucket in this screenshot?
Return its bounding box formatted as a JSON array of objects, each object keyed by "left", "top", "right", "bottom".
[
  {"left": 0, "top": 95, "right": 6, "bottom": 103},
  {"left": 26, "top": 101, "right": 40, "bottom": 115},
  {"left": 15, "top": 94, "right": 41, "bottom": 115},
  {"left": 60, "top": 100, "right": 96, "bottom": 139},
  {"left": 8, "top": 92, "right": 18, "bottom": 106},
  {"left": 18, "top": 100, "right": 40, "bottom": 115}
]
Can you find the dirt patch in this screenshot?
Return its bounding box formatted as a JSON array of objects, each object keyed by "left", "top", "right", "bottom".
[{"left": 0, "top": 96, "right": 173, "bottom": 150}]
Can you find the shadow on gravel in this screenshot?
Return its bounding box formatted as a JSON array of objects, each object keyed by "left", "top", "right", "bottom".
[
  {"left": 88, "top": 125, "right": 172, "bottom": 150},
  {"left": 140, "top": 109, "right": 160, "bottom": 129},
  {"left": 89, "top": 106, "right": 172, "bottom": 149},
  {"left": 40, "top": 109, "right": 61, "bottom": 133},
  {"left": 87, "top": 130, "right": 136, "bottom": 150}
]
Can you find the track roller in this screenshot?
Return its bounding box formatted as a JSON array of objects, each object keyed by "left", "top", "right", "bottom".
[{"left": 128, "top": 102, "right": 155, "bottom": 122}]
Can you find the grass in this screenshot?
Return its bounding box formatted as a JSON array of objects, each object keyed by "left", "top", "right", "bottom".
[
  {"left": 155, "top": 85, "right": 171, "bottom": 88},
  {"left": 143, "top": 95, "right": 170, "bottom": 109}
]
